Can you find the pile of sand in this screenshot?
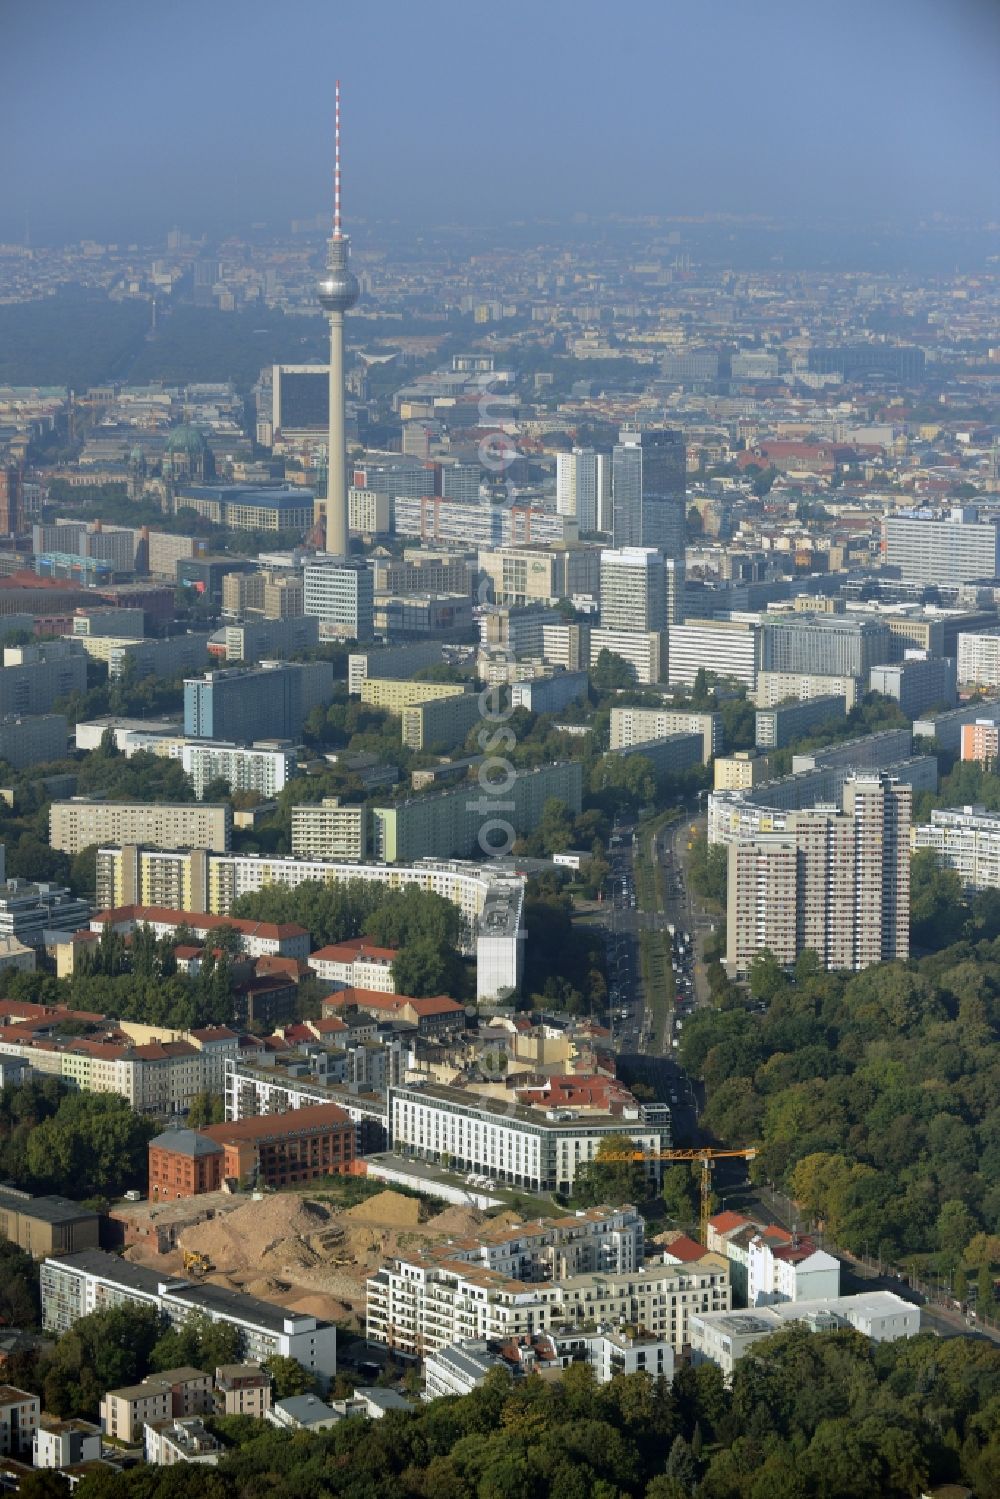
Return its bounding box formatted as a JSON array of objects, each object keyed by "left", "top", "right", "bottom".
[
  {"left": 425, "top": 1204, "right": 487, "bottom": 1236},
  {"left": 177, "top": 1194, "right": 332, "bottom": 1272},
  {"left": 343, "top": 1190, "right": 421, "bottom": 1228}
]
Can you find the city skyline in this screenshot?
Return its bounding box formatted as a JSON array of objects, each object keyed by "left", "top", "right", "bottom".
[{"left": 2, "top": 0, "right": 998, "bottom": 245}]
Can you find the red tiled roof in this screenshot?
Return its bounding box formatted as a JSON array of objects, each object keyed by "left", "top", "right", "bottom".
[
  {"left": 309, "top": 938, "right": 398, "bottom": 964},
  {"left": 202, "top": 1100, "right": 350, "bottom": 1142},
  {"left": 91, "top": 905, "right": 308, "bottom": 942},
  {"left": 708, "top": 1210, "right": 750, "bottom": 1234},
  {"left": 662, "top": 1234, "right": 707, "bottom": 1263},
  {"left": 326, "top": 988, "right": 462, "bottom": 1017}
]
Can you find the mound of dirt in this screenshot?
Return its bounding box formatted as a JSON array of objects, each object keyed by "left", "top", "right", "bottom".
[
  {"left": 344, "top": 1190, "right": 421, "bottom": 1228},
  {"left": 178, "top": 1195, "right": 331, "bottom": 1270},
  {"left": 425, "top": 1205, "right": 487, "bottom": 1236}
]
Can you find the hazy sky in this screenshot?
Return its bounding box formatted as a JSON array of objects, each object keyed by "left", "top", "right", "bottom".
[{"left": 3, "top": 0, "right": 998, "bottom": 244}]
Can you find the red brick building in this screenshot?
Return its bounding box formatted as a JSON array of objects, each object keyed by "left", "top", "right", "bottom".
[{"left": 149, "top": 1103, "right": 356, "bottom": 1199}]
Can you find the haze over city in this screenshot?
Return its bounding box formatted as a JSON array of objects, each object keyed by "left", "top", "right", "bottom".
[{"left": 3, "top": 0, "right": 999, "bottom": 244}]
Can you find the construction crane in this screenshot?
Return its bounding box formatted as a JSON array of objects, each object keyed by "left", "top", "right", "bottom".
[{"left": 604, "top": 1147, "right": 758, "bottom": 1244}]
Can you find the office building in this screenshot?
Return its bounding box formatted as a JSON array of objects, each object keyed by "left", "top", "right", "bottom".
[
  {"left": 556, "top": 448, "right": 610, "bottom": 533},
  {"left": 0, "top": 641, "right": 87, "bottom": 717},
  {"left": 42, "top": 1249, "right": 337, "bottom": 1377},
  {"left": 479, "top": 544, "right": 600, "bottom": 607},
  {"left": 913, "top": 805, "right": 1000, "bottom": 890},
  {"left": 690, "top": 1292, "right": 920, "bottom": 1379},
  {"left": 762, "top": 615, "right": 893, "bottom": 679},
  {"left": 0, "top": 714, "right": 67, "bottom": 770},
  {"left": 755, "top": 695, "right": 847, "bottom": 750},
  {"left": 610, "top": 706, "right": 721, "bottom": 763},
  {"left": 395, "top": 495, "right": 578, "bottom": 549},
  {"left": 957, "top": 629, "right": 1000, "bottom": 689},
  {"left": 882, "top": 508, "right": 1000, "bottom": 588},
  {"left": 50, "top": 800, "right": 232, "bottom": 856},
  {"left": 0, "top": 469, "right": 23, "bottom": 536},
  {"left": 222, "top": 568, "right": 304, "bottom": 621},
  {"left": 302, "top": 559, "right": 374, "bottom": 639},
  {"left": 869, "top": 656, "right": 957, "bottom": 717},
  {"left": 181, "top": 741, "right": 297, "bottom": 800},
  {"left": 542, "top": 621, "right": 591, "bottom": 672},
  {"left": 807, "top": 345, "right": 925, "bottom": 380},
  {"left": 441, "top": 463, "right": 482, "bottom": 504},
  {"left": 290, "top": 800, "right": 368, "bottom": 861},
  {"left": 589, "top": 628, "right": 666, "bottom": 685},
  {"left": 726, "top": 774, "right": 911, "bottom": 975},
  {"left": 611, "top": 427, "right": 686, "bottom": 555},
  {"left": 271, "top": 363, "right": 329, "bottom": 434},
  {"left": 184, "top": 662, "right": 333, "bottom": 743},
  {"left": 176, "top": 485, "right": 315, "bottom": 533},
  {"left": 668, "top": 619, "right": 761, "bottom": 690},
  {"left": 510, "top": 670, "right": 589, "bottom": 716},
  {"left": 371, "top": 761, "right": 582, "bottom": 864},
  {"left": 600, "top": 547, "right": 668, "bottom": 632},
  {"left": 754, "top": 670, "right": 862, "bottom": 711},
  {"left": 660, "top": 351, "right": 719, "bottom": 382}
]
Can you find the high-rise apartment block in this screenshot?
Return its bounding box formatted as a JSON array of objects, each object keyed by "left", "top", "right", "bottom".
[
  {"left": 611, "top": 427, "right": 686, "bottom": 554},
  {"left": 726, "top": 774, "right": 911, "bottom": 975},
  {"left": 755, "top": 694, "right": 847, "bottom": 750},
  {"left": 869, "top": 656, "right": 957, "bottom": 717},
  {"left": 668, "top": 619, "right": 761, "bottom": 690},
  {"left": 610, "top": 706, "right": 721, "bottom": 763},
  {"left": 957, "top": 629, "right": 1000, "bottom": 689},
  {"left": 914, "top": 805, "right": 1000, "bottom": 890},
  {"left": 183, "top": 663, "right": 333, "bottom": 743},
  {"left": 556, "top": 448, "right": 610, "bottom": 533},
  {"left": 50, "top": 800, "right": 232, "bottom": 856},
  {"left": 882, "top": 509, "right": 1000, "bottom": 588}
]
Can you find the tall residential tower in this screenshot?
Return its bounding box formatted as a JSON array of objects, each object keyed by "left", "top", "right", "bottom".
[{"left": 318, "top": 82, "right": 360, "bottom": 558}]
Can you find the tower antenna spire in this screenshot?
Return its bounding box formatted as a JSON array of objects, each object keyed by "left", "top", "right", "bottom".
[{"left": 334, "top": 79, "right": 342, "bottom": 238}]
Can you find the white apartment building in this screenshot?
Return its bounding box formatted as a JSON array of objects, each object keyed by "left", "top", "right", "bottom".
[
  {"left": 913, "top": 805, "right": 1000, "bottom": 890},
  {"left": 43, "top": 1249, "right": 337, "bottom": 1378},
  {"left": 308, "top": 938, "right": 397, "bottom": 993},
  {"left": 957, "top": 628, "right": 1000, "bottom": 688},
  {"left": 667, "top": 618, "right": 762, "bottom": 690},
  {"left": 610, "top": 705, "right": 721, "bottom": 763},
  {"left": 389, "top": 1083, "right": 669, "bottom": 1196},
  {"left": 181, "top": 742, "right": 297, "bottom": 800},
  {"left": 368, "top": 1250, "right": 729, "bottom": 1358},
  {"left": 302, "top": 560, "right": 374, "bottom": 639},
  {"left": 290, "top": 800, "right": 368, "bottom": 861},
  {"left": 690, "top": 1292, "right": 919, "bottom": 1379},
  {"left": 746, "top": 1234, "right": 841, "bottom": 1307}
]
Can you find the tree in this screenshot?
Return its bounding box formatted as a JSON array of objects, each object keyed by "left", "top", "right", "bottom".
[
  {"left": 592, "top": 649, "right": 635, "bottom": 690},
  {"left": 392, "top": 938, "right": 469, "bottom": 1000},
  {"left": 574, "top": 1135, "right": 646, "bottom": 1206},
  {"left": 150, "top": 1313, "right": 239, "bottom": 1374},
  {"left": 186, "top": 1092, "right": 226, "bottom": 1128},
  {"left": 266, "top": 1354, "right": 319, "bottom": 1398},
  {"left": 910, "top": 849, "right": 970, "bottom": 951},
  {"left": 68, "top": 843, "right": 99, "bottom": 898},
  {"left": 25, "top": 1092, "right": 156, "bottom": 1198}
]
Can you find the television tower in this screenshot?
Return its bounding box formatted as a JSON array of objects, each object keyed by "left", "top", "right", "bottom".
[{"left": 318, "top": 80, "right": 359, "bottom": 556}]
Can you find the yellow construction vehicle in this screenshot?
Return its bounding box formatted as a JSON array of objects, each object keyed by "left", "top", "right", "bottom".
[
  {"left": 604, "top": 1147, "right": 758, "bottom": 1243},
  {"left": 182, "top": 1249, "right": 213, "bottom": 1276}
]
